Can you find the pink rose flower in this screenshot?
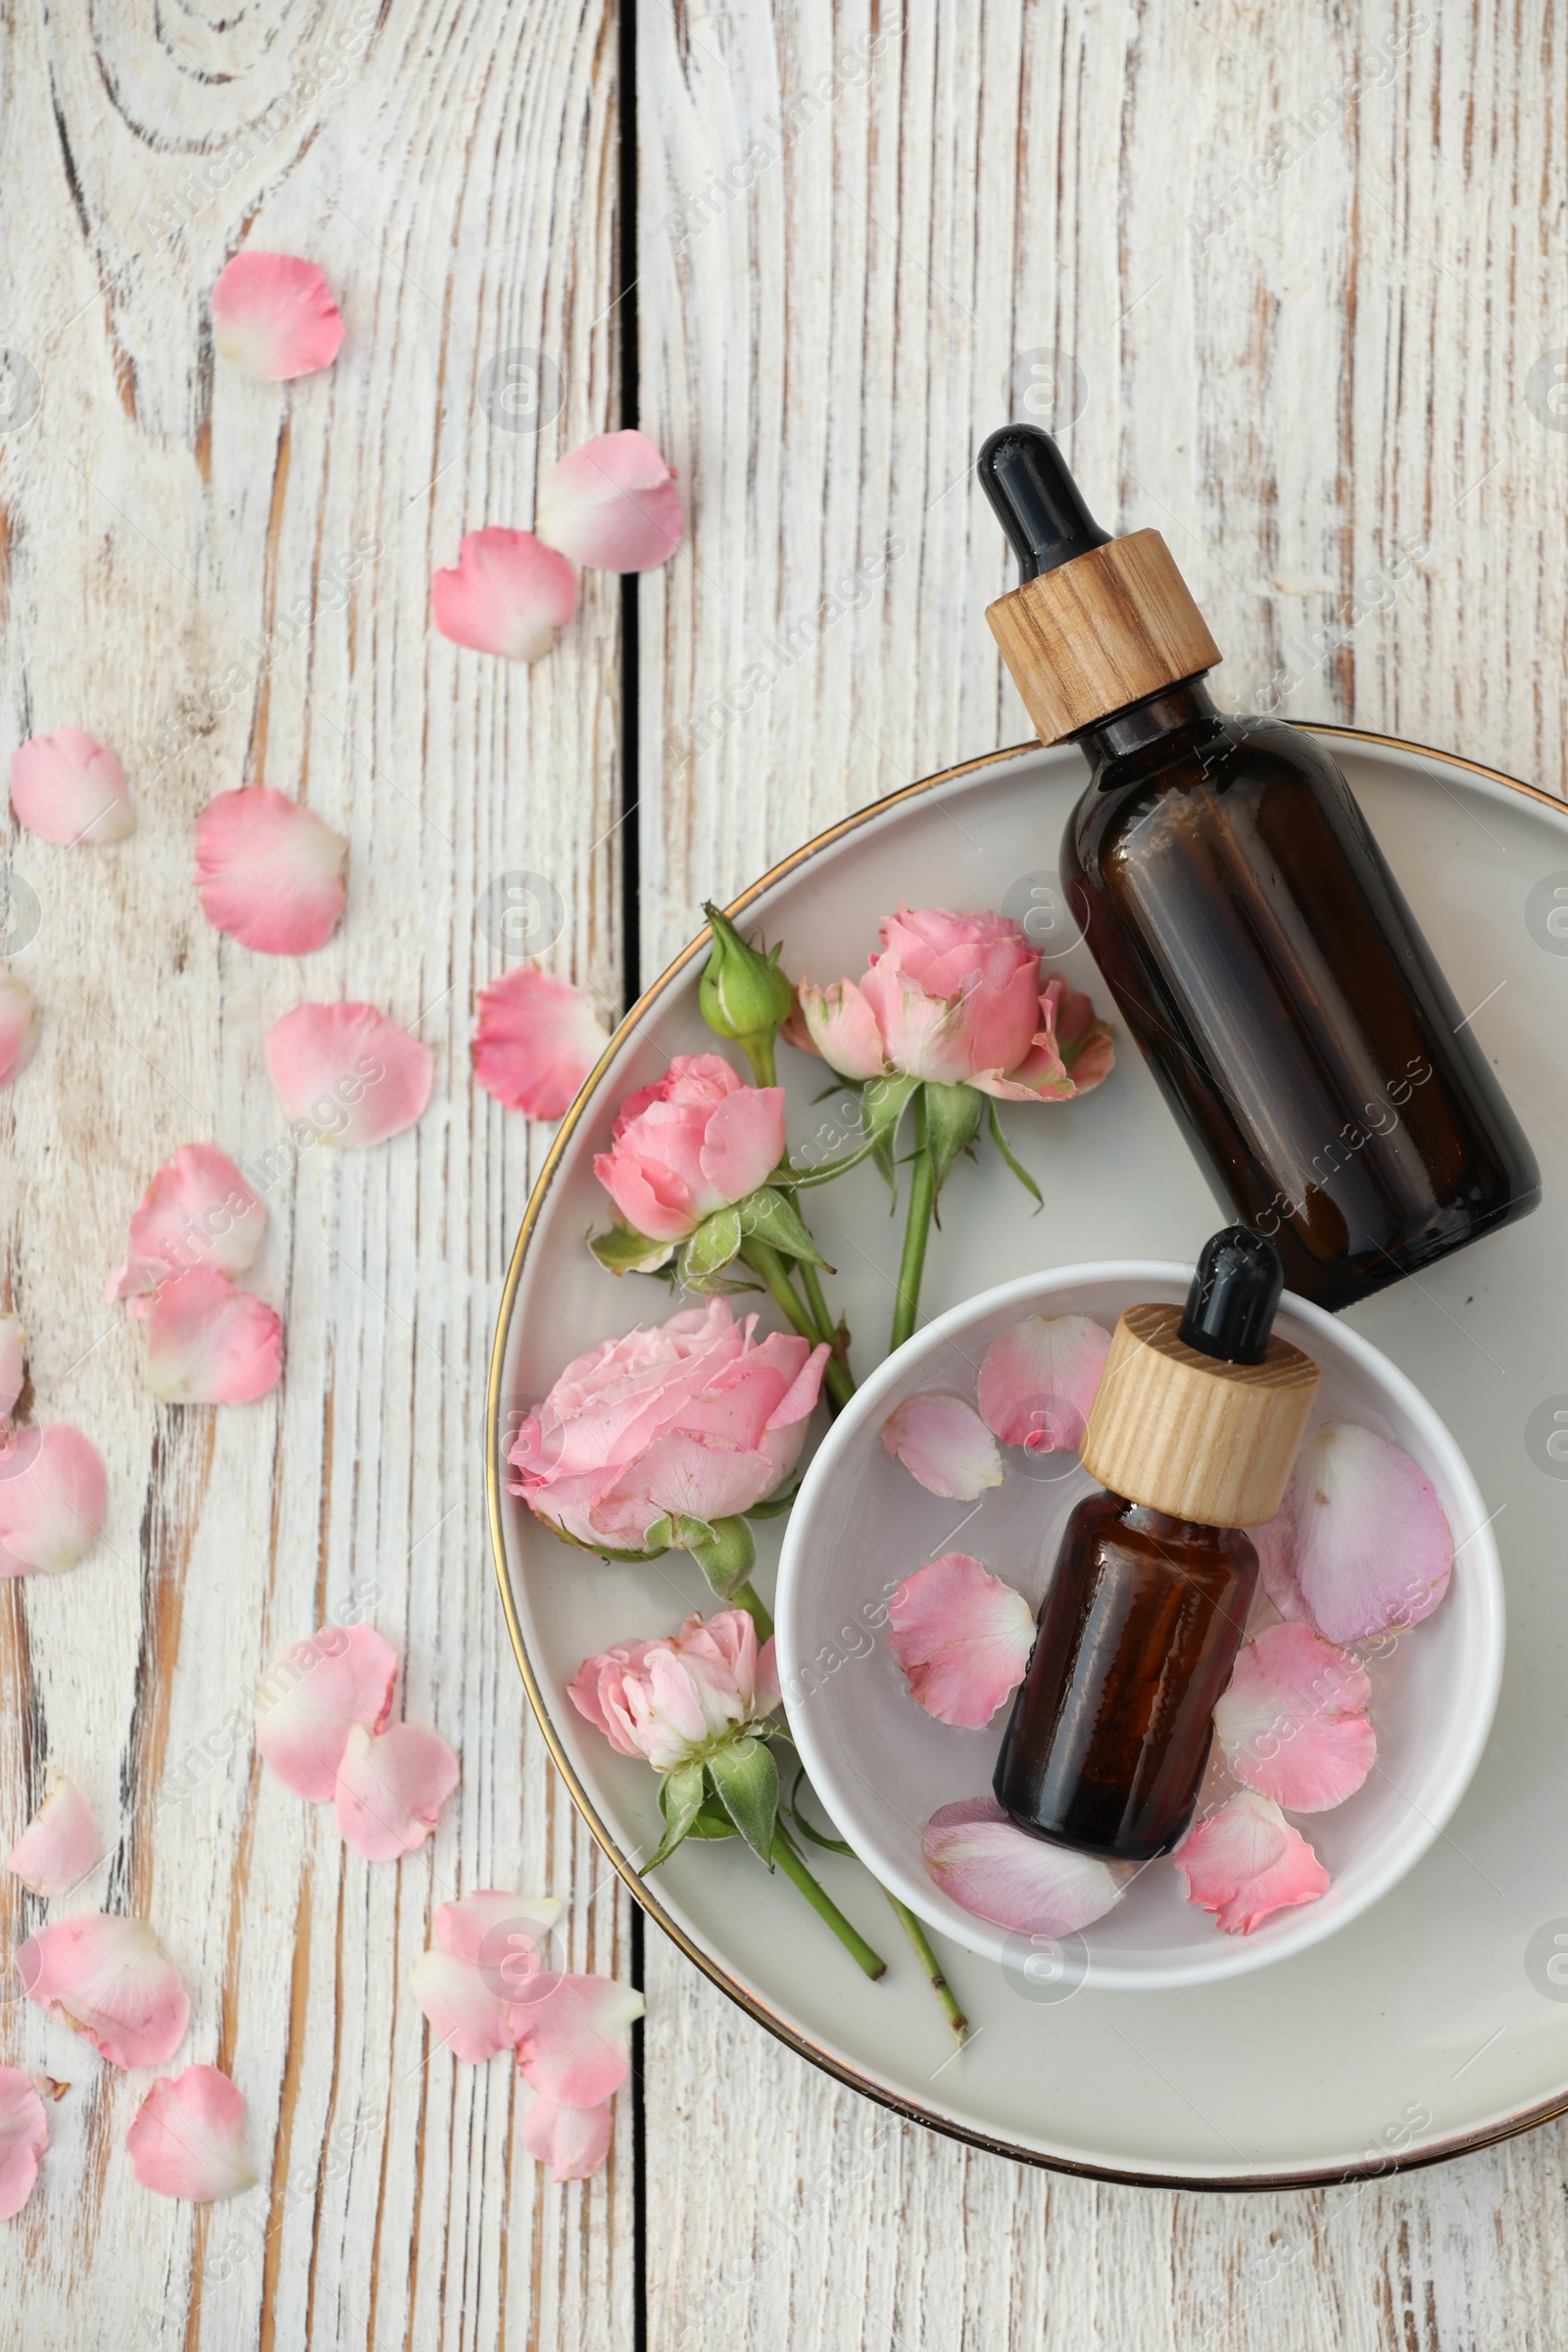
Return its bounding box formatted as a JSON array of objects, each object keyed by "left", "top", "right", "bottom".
[
  {"left": 509, "top": 1296, "right": 827, "bottom": 1552},
  {"left": 594, "top": 1053, "right": 786, "bottom": 1243},
  {"left": 568, "top": 1605, "right": 779, "bottom": 1770},
  {"left": 793, "top": 904, "right": 1113, "bottom": 1101}
]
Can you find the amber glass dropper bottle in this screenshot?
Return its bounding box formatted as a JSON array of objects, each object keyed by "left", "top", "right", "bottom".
[
  {"left": 977, "top": 424, "right": 1541, "bottom": 1313},
  {"left": 993, "top": 1229, "right": 1319, "bottom": 1863}
]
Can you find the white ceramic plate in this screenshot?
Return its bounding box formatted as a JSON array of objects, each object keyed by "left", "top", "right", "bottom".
[
  {"left": 774, "top": 1262, "right": 1504, "bottom": 1991},
  {"left": 488, "top": 727, "right": 1568, "bottom": 2184}
]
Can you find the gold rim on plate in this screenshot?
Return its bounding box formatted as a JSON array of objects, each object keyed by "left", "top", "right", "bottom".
[{"left": 486, "top": 724, "right": 1568, "bottom": 2190}]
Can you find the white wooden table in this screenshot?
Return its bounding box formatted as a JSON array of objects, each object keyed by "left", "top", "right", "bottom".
[{"left": 2, "top": 4, "right": 1566, "bottom": 2344}]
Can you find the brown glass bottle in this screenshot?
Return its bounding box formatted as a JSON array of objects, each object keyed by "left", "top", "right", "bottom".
[
  {"left": 979, "top": 425, "right": 1541, "bottom": 1313},
  {"left": 993, "top": 1494, "right": 1256, "bottom": 1861}
]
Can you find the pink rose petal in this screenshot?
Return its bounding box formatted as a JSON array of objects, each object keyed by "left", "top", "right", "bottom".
[
  {"left": 431, "top": 526, "right": 579, "bottom": 661},
  {"left": 887, "top": 1554, "right": 1035, "bottom": 1728},
  {"left": 410, "top": 1947, "right": 514, "bottom": 2062},
  {"left": 126, "top": 2066, "right": 256, "bottom": 2202},
  {"left": 266, "top": 1002, "right": 433, "bottom": 1148},
  {"left": 976, "top": 1313, "right": 1112, "bottom": 1454},
  {"left": 1213, "top": 1621, "right": 1376, "bottom": 1812},
  {"left": 0, "top": 978, "right": 38, "bottom": 1092},
  {"left": 8, "top": 1775, "right": 100, "bottom": 1895},
  {"left": 434, "top": 1888, "right": 563, "bottom": 1969},
  {"left": 333, "top": 1722, "right": 458, "bottom": 1860},
  {"left": 512, "top": 1975, "right": 645, "bottom": 2107},
  {"left": 107, "top": 1145, "right": 265, "bottom": 1302},
  {"left": 1175, "top": 1789, "right": 1331, "bottom": 1935},
  {"left": 139, "top": 1267, "right": 282, "bottom": 1404},
  {"left": 195, "top": 786, "right": 348, "bottom": 955},
  {"left": 211, "top": 251, "right": 344, "bottom": 379},
  {"left": 0, "top": 1315, "right": 23, "bottom": 1426},
  {"left": 535, "top": 430, "right": 683, "bottom": 572},
  {"left": 880, "top": 1394, "right": 1004, "bottom": 1501},
  {"left": 10, "top": 728, "right": 134, "bottom": 846},
  {"left": 519, "top": 2093, "right": 613, "bottom": 2181},
  {"left": 1255, "top": 1423, "right": 1454, "bottom": 1645},
  {"left": 254, "top": 1623, "right": 399, "bottom": 1802},
  {"left": 0, "top": 2067, "right": 48, "bottom": 2220},
  {"left": 412, "top": 1890, "right": 564, "bottom": 2060},
  {"left": 472, "top": 968, "right": 609, "bottom": 1118},
  {"left": 0, "top": 1423, "right": 106, "bottom": 1574},
  {"left": 17, "top": 1914, "right": 189, "bottom": 2067},
  {"left": 922, "top": 1795, "right": 1128, "bottom": 1935}
]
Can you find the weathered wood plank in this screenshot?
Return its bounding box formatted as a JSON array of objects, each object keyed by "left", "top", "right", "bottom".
[
  {"left": 635, "top": 3, "right": 1568, "bottom": 2347},
  {"left": 0, "top": 4, "right": 632, "bottom": 2346}
]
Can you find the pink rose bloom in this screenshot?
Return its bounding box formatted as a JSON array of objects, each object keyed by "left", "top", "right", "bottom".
[
  {"left": 568, "top": 1605, "right": 779, "bottom": 1770},
  {"left": 793, "top": 905, "right": 1113, "bottom": 1101},
  {"left": 510, "top": 1296, "right": 828, "bottom": 1551},
  {"left": 594, "top": 1054, "right": 786, "bottom": 1242}
]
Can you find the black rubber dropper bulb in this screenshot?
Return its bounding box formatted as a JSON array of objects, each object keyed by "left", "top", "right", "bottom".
[
  {"left": 976, "top": 423, "right": 1110, "bottom": 582},
  {"left": 1176, "top": 1226, "right": 1286, "bottom": 1367}
]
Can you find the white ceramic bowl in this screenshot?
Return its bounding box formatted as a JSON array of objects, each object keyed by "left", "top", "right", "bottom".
[{"left": 775, "top": 1261, "right": 1504, "bottom": 1992}]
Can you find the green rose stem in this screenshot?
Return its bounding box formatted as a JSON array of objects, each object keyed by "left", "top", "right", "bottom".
[
  {"left": 887, "top": 1898, "right": 968, "bottom": 2047},
  {"left": 770, "top": 1819, "right": 887, "bottom": 1980},
  {"left": 739, "top": 1236, "right": 855, "bottom": 1410},
  {"left": 889, "top": 1091, "right": 936, "bottom": 1352},
  {"left": 731, "top": 1582, "right": 774, "bottom": 1641}
]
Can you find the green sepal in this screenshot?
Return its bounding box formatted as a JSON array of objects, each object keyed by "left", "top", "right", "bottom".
[
  {"left": 672, "top": 1511, "right": 757, "bottom": 1597},
  {"left": 707, "top": 1735, "right": 780, "bottom": 1866},
  {"left": 642, "top": 1760, "right": 707, "bottom": 1872},
  {"left": 589, "top": 1222, "right": 676, "bottom": 1276},
  {"left": 745, "top": 1482, "right": 800, "bottom": 1522},
  {"left": 678, "top": 1206, "right": 756, "bottom": 1292},
  {"left": 787, "top": 1759, "right": 855, "bottom": 1855},
  {"left": 923, "top": 1080, "right": 984, "bottom": 1194},
  {"left": 777, "top": 1072, "right": 919, "bottom": 1191},
  {"left": 542, "top": 1520, "right": 671, "bottom": 1565},
  {"left": 986, "top": 1098, "right": 1044, "bottom": 1209},
  {"left": 737, "top": 1185, "right": 830, "bottom": 1267},
  {"left": 685, "top": 1794, "right": 742, "bottom": 1839}
]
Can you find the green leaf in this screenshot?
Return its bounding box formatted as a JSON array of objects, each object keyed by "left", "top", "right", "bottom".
[
  {"left": 736, "top": 1185, "right": 830, "bottom": 1267},
  {"left": 685, "top": 1795, "right": 741, "bottom": 1839},
  {"left": 680, "top": 1205, "right": 745, "bottom": 1286},
  {"left": 707, "top": 1736, "right": 780, "bottom": 1866},
  {"left": 777, "top": 1072, "right": 919, "bottom": 1191},
  {"left": 986, "top": 1098, "right": 1044, "bottom": 1208},
  {"left": 787, "top": 1760, "right": 856, "bottom": 1854},
  {"left": 589, "top": 1222, "right": 676, "bottom": 1276},
  {"left": 923, "top": 1080, "right": 984, "bottom": 1193},
  {"left": 673, "top": 1512, "right": 757, "bottom": 1597},
  {"left": 745, "top": 1481, "right": 800, "bottom": 1522},
  {"left": 642, "top": 1761, "right": 707, "bottom": 1872}
]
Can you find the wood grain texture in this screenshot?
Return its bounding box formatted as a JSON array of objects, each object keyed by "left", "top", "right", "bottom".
[
  {"left": 636, "top": 3, "right": 1568, "bottom": 2349},
  {"left": 0, "top": 3, "right": 633, "bottom": 2346}
]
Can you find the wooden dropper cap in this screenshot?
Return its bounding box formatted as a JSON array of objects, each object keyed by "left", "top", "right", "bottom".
[
  {"left": 979, "top": 425, "right": 1222, "bottom": 743},
  {"left": 1079, "top": 1230, "right": 1320, "bottom": 1529}
]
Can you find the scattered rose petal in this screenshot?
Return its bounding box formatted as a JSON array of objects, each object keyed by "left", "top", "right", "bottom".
[
  {"left": 880, "top": 1394, "right": 1004, "bottom": 1501},
  {"left": 412, "top": 1890, "right": 564, "bottom": 2061},
  {"left": 513, "top": 1975, "right": 645, "bottom": 2107},
  {"left": 976, "top": 1313, "right": 1112, "bottom": 1454},
  {"left": 126, "top": 2066, "right": 256, "bottom": 2202},
  {"left": 472, "top": 968, "right": 609, "bottom": 1119},
  {"left": 0, "top": 979, "right": 37, "bottom": 1093},
  {"left": 254, "top": 1624, "right": 399, "bottom": 1802},
  {"left": 1255, "top": 1423, "right": 1453, "bottom": 1645},
  {"left": 1213, "top": 1622, "right": 1376, "bottom": 1812},
  {"left": 9, "top": 729, "right": 134, "bottom": 846},
  {"left": 0, "top": 2067, "right": 48, "bottom": 2220},
  {"left": 0, "top": 1316, "right": 23, "bottom": 1427},
  {"left": 17, "top": 1914, "right": 189, "bottom": 2067},
  {"left": 211, "top": 251, "right": 344, "bottom": 379},
  {"left": 107, "top": 1145, "right": 265, "bottom": 1302},
  {"left": 520, "top": 2092, "right": 613, "bottom": 2181},
  {"left": 535, "top": 430, "right": 683, "bottom": 572},
  {"left": 1174, "top": 1789, "right": 1331, "bottom": 1935},
  {"left": 0, "top": 1424, "right": 106, "bottom": 1575},
  {"left": 266, "top": 1002, "right": 433, "bottom": 1148},
  {"left": 8, "top": 1775, "right": 100, "bottom": 1895},
  {"left": 887, "top": 1554, "right": 1035, "bottom": 1728},
  {"left": 333, "top": 1722, "right": 458, "bottom": 1860},
  {"left": 195, "top": 786, "right": 348, "bottom": 956},
  {"left": 138, "top": 1267, "right": 282, "bottom": 1404},
  {"left": 431, "top": 527, "right": 578, "bottom": 661},
  {"left": 922, "top": 1795, "right": 1128, "bottom": 1935}
]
